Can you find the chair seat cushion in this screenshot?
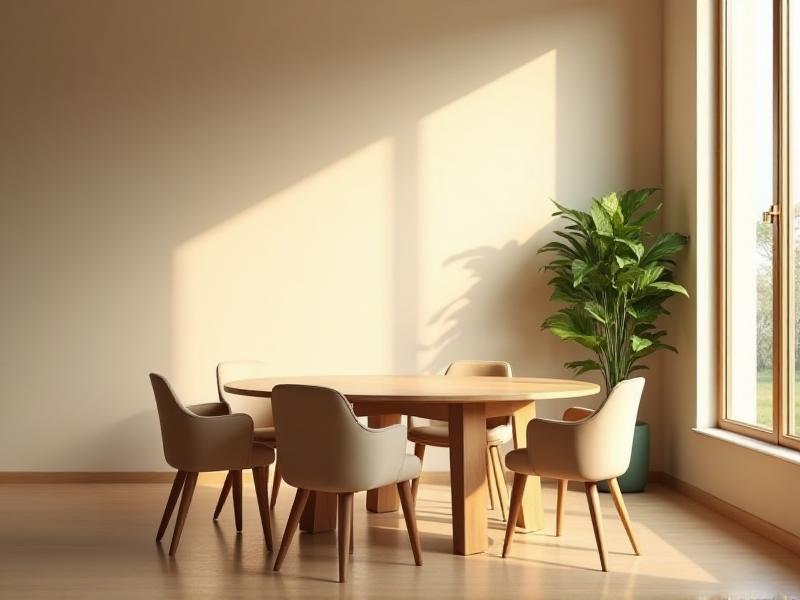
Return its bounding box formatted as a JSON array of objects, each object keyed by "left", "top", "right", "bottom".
[
  {"left": 246, "top": 442, "right": 276, "bottom": 468},
  {"left": 407, "top": 423, "right": 513, "bottom": 447},
  {"left": 504, "top": 448, "right": 536, "bottom": 475},
  {"left": 254, "top": 426, "right": 277, "bottom": 445}
]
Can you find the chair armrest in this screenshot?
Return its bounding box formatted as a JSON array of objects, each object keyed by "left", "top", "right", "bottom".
[
  {"left": 178, "top": 412, "right": 255, "bottom": 472},
  {"left": 187, "top": 402, "right": 230, "bottom": 417},
  {"left": 562, "top": 406, "right": 595, "bottom": 422}
]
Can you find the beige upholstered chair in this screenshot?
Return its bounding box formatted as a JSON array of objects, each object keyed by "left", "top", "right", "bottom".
[
  {"left": 150, "top": 373, "right": 275, "bottom": 556},
  {"left": 214, "top": 361, "right": 285, "bottom": 522},
  {"left": 501, "top": 377, "right": 645, "bottom": 571},
  {"left": 271, "top": 384, "right": 422, "bottom": 583},
  {"left": 408, "top": 360, "right": 513, "bottom": 519}
]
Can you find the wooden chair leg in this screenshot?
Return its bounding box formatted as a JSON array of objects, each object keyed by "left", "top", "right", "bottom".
[
  {"left": 349, "top": 500, "right": 354, "bottom": 555},
  {"left": 273, "top": 488, "right": 310, "bottom": 572},
  {"left": 169, "top": 472, "right": 198, "bottom": 556},
  {"left": 556, "top": 479, "right": 568, "bottom": 536},
  {"left": 269, "top": 462, "right": 282, "bottom": 510},
  {"left": 502, "top": 473, "right": 527, "bottom": 558},
  {"left": 397, "top": 480, "right": 423, "bottom": 566},
  {"left": 490, "top": 445, "right": 510, "bottom": 521},
  {"left": 410, "top": 443, "right": 426, "bottom": 503},
  {"left": 486, "top": 448, "right": 498, "bottom": 510},
  {"left": 232, "top": 470, "right": 243, "bottom": 533},
  {"left": 337, "top": 493, "right": 354, "bottom": 583},
  {"left": 608, "top": 478, "right": 640, "bottom": 555},
  {"left": 212, "top": 471, "right": 232, "bottom": 521},
  {"left": 252, "top": 466, "right": 274, "bottom": 552},
  {"left": 156, "top": 471, "right": 186, "bottom": 542},
  {"left": 585, "top": 481, "right": 608, "bottom": 572}
]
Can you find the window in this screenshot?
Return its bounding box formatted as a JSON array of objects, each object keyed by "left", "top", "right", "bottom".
[{"left": 720, "top": 0, "right": 800, "bottom": 449}]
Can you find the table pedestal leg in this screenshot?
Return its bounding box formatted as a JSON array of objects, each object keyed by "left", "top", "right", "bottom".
[
  {"left": 449, "top": 402, "right": 488, "bottom": 555},
  {"left": 300, "top": 491, "right": 337, "bottom": 533},
  {"left": 366, "top": 414, "right": 401, "bottom": 513},
  {"left": 511, "top": 401, "right": 544, "bottom": 532}
]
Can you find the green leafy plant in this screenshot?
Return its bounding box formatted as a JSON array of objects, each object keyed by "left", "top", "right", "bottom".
[{"left": 539, "top": 189, "right": 689, "bottom": 393}]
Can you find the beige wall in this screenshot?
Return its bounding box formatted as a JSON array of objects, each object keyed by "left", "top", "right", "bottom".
[
  {"left": 663, "top": 0, "right": 800, "bottom": 538},
  {"left": 0, "top": 0, "right": 663, "bottom": 471}
]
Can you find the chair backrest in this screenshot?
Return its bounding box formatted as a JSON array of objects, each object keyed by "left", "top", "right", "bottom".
[
  {"left": 217, "top": 361, "right": 273, "bottom": 427},
  {"left": 271, "top": 384, "right": 406, "bottom": 493},
  {"left": 150, "top": 373, "right": 207, "bottom": 470},
  {"left": 411, "top": 360, "right": 513, "bottom": 429},
  {"left": 532, "top": 377, "right": 644, "bottom": 482}
]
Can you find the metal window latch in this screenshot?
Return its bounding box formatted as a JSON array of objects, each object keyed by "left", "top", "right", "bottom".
[{"left": 762, "top": 204, "right": 780, "bottom": 223}]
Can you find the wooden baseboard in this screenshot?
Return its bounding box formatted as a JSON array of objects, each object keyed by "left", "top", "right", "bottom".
[{"left": 659, "top": 472, "right": 800, "bottom": 556}]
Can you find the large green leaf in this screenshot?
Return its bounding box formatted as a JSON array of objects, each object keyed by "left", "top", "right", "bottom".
[
  {"left": 590, "top": 200, "right": 614, "bottom": 237},
  {"left": 649, "top": 281, "right": 689, "bottom": 297},
  {"left": 619, "top": 188, "right": 658, "bottom": 219},
  {"left": 630, "top": 335, "right": 653, "bottom": 353},
  {"left": 642, "top": 232, "right": 689, "bottom": 264},
  {"left": 617, "top": 238, "right": 644, "bottom": 261},
  {"left": 571, "top": 259, "right": 595, "bottom": 287},
  {"left": 583, "top": 300, "right": 608, "bottom": 324}
]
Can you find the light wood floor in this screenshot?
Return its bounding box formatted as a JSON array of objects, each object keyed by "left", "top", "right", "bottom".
[{"left": 1, "top": 476, "right": 800, "bottom": 599}]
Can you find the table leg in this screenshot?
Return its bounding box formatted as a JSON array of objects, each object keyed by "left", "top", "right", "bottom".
[
  {"left": 449, "top": 402, "right": 488, "bottom": 555},
  {"left": 300, "top": 491, "right": 337, "bottom": 533},
  {"left": 511, "top": 401, "right": 545, "bottom": 532},
  {"left": 366, "top": 414, "right": 401, "bottom": 513}
]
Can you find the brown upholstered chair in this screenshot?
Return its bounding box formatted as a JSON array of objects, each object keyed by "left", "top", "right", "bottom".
[
  {"left": 212, "top": 361, "right": 285, "bottom": 521},
  {"left": 502, "top": 378, "right": 644, "bottom": 571},
  {"left": 150, "top": 373, "right": 275, "bottom": 556},
  {"left": 408, "top": 360, "right": 513, "bottom": 519},
  {"left": 271, "top": 384, "right": 422, "bottom": 583}
]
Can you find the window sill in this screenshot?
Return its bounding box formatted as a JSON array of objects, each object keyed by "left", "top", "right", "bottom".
[{"left": 693, "top": 427, "right": 800, "bottom": 466}]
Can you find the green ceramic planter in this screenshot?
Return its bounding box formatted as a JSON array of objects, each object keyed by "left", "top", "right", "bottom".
[{"left": 598, "top": 421, "right": 650, "bottom": 493}]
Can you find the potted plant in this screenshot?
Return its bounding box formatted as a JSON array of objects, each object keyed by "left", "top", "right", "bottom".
[{"left": 539, "top": 188, "right": 688, "bottom": 492}]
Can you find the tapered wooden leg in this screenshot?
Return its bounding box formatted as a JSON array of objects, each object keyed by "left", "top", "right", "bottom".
[
  {"left": 213, "top": 472, "right": 232, "bottom": 521},
  {"left": 502, "top": 473, "right": 527, "bottom": 558},
  {"left": 269, "top": 462, "right": 282, "bottom": 511},
  {"left": 156, "top": 471, "right": 186, "bottom": 542},
  {"left": 608, "top": 478, "right": 640, "bottom": 555},
  {"left": 449, "top": 402, "right": 488, "bottom": 555},
  {"left": 337, "top": 493, "right": 354, "bottom": 583},
  {"left": 585, "top": 482, "right": 608, "bottom": 572},
  {"left": 486, "top": 448, "right": 498, "bottom": 510},
  {"left": 490, "top": 445, "right": 510, "bottom": 522},
  {"left": 397, "top": 480, "right": 423, "bottom": 566},
  {"left": 367, "top": 414, "right": 402, "bottom": 512},
  {"left": 349, "top": 501, "right": 354, "bottom": 555},
  {"left": 511, "top": 401, "right": 544, "bottom": 532},
  {"left": 231, "top": 470, "right": 243, "bottom": 532},
  {"left": 252, "top": 466, "right": 273, "bottom": 551},
  {"left": 274, "top": 488, "right": 310, "bottom": 572},
  {"left": 556, "top": 479, "right": 568, "bottom": 536},
  {"left": 410, "top": 443, "right": 426, "bottom": 503},
  {"left": 169, "top": 472, "right": 198, "bottom": 556}
]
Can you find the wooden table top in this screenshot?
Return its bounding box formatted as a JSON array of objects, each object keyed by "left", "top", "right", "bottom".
[{"left": 224, "top": 375, "right": 600, "bottom": 404}]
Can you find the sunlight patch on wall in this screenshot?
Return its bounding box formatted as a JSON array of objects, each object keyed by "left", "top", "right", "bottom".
[
  {"left": 172, "top": 139, "right": 394, "bottom": 402},
  {"left": 417, "top": 51, "right": 557, "bottom": 374}
]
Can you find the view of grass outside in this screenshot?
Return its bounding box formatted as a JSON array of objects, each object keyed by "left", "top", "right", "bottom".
[{"left": 755, "top": 370, "right": 800, "bottom": 431}]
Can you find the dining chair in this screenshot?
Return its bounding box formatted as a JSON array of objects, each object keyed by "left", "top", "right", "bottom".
[
  {"left": 213, "top": 361, "right": 285, "bottom": 523},
  {"left": 408, "top": 360, "right": 513, "bottom": 520},
  {"left": 271, "top": 384, "right": 423, "bottom": 583},
  {"left": 150, "top": 373, "right": 275, "bottom": 556},
  {"left": 501, "top": 377, "right": 645, "bottom": 571}
]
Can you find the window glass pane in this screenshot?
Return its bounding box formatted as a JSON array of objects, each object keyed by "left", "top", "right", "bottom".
[
  {"left": 726, "top": 0, "right": 774, "bottom": 430},
  {"left": 791, "top": 0, "right": 800, "bottom": 438}
]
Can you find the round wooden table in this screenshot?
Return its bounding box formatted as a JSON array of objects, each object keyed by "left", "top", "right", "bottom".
[{"left": 225, "top": 375, "right": 600, "bottom": 556}]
